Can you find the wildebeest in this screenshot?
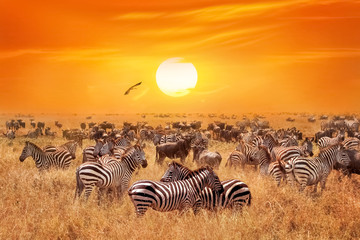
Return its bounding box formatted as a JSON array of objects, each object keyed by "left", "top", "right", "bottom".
[
  {"left": 26, "top": 128, "right": 42, "bottom": 139},
  {"left": 3, "top": 129, "right": 15, "bottom": 139},
  {"left": 80, "top": 122, "right": 86, "bottom": 130},
  {"left": 55, "top": 121, "right": 63, "bottom": 129},
  {"left": 192, "top": 144, "right": 222, "bottom": 169},
  {"left": 155, "top": 137, "right": 192, "bottom": 164}
]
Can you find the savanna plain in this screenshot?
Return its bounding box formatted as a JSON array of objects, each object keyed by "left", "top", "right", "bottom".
[{"left": 1, "top": 113, "right": 360, "bottom": 240}]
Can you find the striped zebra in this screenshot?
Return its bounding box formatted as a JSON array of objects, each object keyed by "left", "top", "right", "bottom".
[
  {"left": 317, "top": 134, "right": 344, "bottom": 149},
  {"left": 159, "top": 133, "right": 183, "bottom": 145},
  {"left": 279, "top": 135, "right": 298, "bottom": 147},
  {"left": 160, "top": 161, "right": 251, "bottom": 211},
  {"left": 271, "top": 138, "right": 313, "bottom": 163},
  {"left": 225, "top": 150, "right": 246, "bottom": 169},
  {"left": 342, "top": 138, "right": 360, "bottom": 150},
  {"left": 128, "top": 166, "right": 224, "bottom": 216},
  {"left": 19, "top": 141, "right": 73, "bottom": 171},
  {"left": 74, "top": 143, "right": 147, "bottom": 201},
  {"left": 235, "top": 141, "right": 263, "bottom": 168},
  {"left": 82, "top": 139, "right": 105, "bottom": 163},
  {"left": 98, "top": 137, "right": 132, "bottom": 158},
  {"left": 263, "top": 133, "right": 279, "bottom": 152},
  {"left": 43, "top": 140, "right": 78, "bottom": 159},
  {"left": 250, "top": 135, "right": 263, "bottom": 147},
  {"left": 284, "top": 144, "right": 350, "bottom": 192}
]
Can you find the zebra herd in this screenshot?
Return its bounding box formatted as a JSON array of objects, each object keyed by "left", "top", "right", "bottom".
[{"left": 16, "top": 118, "right": 360, "bottom": 217}]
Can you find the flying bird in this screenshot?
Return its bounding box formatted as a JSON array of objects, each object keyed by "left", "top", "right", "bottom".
[{"left": 124, "top": 82, "right": 142, "bottom": 95}]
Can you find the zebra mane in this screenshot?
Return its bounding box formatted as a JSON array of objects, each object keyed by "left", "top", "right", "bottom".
[{"left": 26, "top": 141, "right": 44, "bottom": 152}]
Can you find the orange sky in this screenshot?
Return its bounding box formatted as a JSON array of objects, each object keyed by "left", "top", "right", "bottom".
[{"left": 0, "top": 0, "right": 359, "bottom": 114}]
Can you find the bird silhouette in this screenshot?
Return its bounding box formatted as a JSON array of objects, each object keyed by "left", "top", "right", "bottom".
[{"left": 124, "top": 82, "right": 142, "bottom": 95}]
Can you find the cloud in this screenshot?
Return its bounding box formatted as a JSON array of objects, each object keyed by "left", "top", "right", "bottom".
[
  {"left": 195, "top": 85, "right": 230, "bottom": 95},
  {"left": 270, "top": 48, "right": 360, "bottom": 63}
]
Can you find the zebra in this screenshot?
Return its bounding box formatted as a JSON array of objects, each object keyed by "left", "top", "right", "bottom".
[
  {"left": 235, "top": 141, "right": 263, "bottom": 169},
  {"left": 82, "top": 139, "right": 105, "bottom": 163},
  {"left": 19, "top": 141, "right": 73, "bottom": 171},
  {"left": 74, "top": 142, "right": 148, "bottom": 201},
  {"left": 160, "top": 162, "right": 251, "bottom": 212},
  {"left": 284, "top": 144, "right": 350, "bottom": 192},
  {"left": 98, "top": 137, "right": 132, "bottom": 158},
  {"left": 159, "top": 133, "right": 182, "bottom": 145},
  {"left": 225, "top": 150, "right": 246, "bottom": 169},
  {"left": 128, "top": 166, "right": 224, "bottom": 216},
  {"left": 317, "top": 133, "right": 344, "bottom": 149},
  {"left": 250, "top": 135, "right": 263, "bottom": 147},
  {"left": 43, "top": 140, "right": 78, "bottom": 159},
  {"left": 271, "top": 138, "right": 313, "bottom": 163},
  {"left": 263, "top": 133, "right": 279, "bottom": 152},
  {"left": 279, "top": 135, "right": 298, "bottom": 147},
  {"left": 342, "top": 138, "right": 360, "bottom": 150}
]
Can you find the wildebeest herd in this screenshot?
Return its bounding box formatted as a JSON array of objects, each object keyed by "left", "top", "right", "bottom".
[{"left": 6, "top": 114, "right": 360, "bottom": 216}]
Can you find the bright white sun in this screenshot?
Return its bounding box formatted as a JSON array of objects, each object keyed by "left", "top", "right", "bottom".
[{"left": 156, "top": 58, "right": 198, "bottom": 97}]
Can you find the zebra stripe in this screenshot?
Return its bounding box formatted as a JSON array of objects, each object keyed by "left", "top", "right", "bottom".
[
  {"left": 82, "top": 146, "right": 97, "bottom": 163},
  {"left": 250, "top": 136, "right": 263, "bottom": 147},
  {"left": 43, "top": 140, "right": 78, "bottom": 159},
  {"left": 284, "top": 144, "right": 350, "bottom": 192},
  {"left": 225, "top": 150, "right": 246, "bottom": 169},
  {"left": 19, "top": 141, "right": 73, "bottom": 170},
  {"left": 263, "top": 133, "right": 279, "bottom": 152},
  {"left": 317, "top": 134, "right": 344, "bottom": 149},
  {"left": 159, "top": 133, "right": 182, "bottom": 145},
  {"left": 342, "top": 138, "right": 360, "bottom": 150},
  {"left": 271, "top": 141, "right": 312, "bottom": 163},
  {"left": 160, "top": 162, "right": 251, "bottom": 211},
  {"left": 74, "top": 144, "right": 147, "bottom": 201},
  {"left": 128, "top": 167, "right": 224, "bottom": 216}
]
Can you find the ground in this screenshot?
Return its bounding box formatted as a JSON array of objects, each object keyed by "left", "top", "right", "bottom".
[{"left": 0, "top": 113, "right": 359, "bottom": 239}]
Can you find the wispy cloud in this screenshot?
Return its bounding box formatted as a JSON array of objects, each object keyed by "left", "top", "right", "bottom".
[
  {"left": 113, "top": 12, "right": 164, "bottom": 20},
  {"left": 270, "top": 48, "right": 360, "bottom": 63},
  {"left": 195, "top": 85, "right": 230, "bottom": 95}
]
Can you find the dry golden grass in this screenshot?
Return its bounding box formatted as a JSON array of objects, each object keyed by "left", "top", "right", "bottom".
[{"left": 1, "top": 113, "right": 360, "bottom": 239}]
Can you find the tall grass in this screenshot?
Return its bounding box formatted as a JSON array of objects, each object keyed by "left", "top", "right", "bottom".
[{"left": 0, "top": 114, "right": 359, "bottom": 239}]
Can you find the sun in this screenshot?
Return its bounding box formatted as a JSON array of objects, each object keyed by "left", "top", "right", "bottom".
[{"left": 156, "top": 58, "right": 198, "bottom": 97}]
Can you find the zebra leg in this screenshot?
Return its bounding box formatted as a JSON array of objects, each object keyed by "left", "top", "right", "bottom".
[
  {"left": 98, "top": 187, "right": 106, "bottom": 204},
  {"left": 312, "top": 183, "right": 318, "bottom": 193},
  {"left": 74, "top": 170, "right": 84, "bottom": 202},
  {"left": 192, "top": 199, "right": 202, "bottom": 215},
  {"left": 84, "top": 183, "right": 96, "bottom": 201},
  {"left": 298, "top": 182, "right": 307, "bottom": 192}
]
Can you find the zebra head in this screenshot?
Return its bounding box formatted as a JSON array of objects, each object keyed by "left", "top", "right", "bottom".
[
  {"left": 99, "top": 139, "right": 115, "bottom": 156},
  {"left": 302, "top": 138, "right": 314, "bottom": 157},
  {"left": 160, "top": 161, "right": 192, "bottom": 182},
  {"left": 202, "top": 167, "right": 224, "bottom": 195},
  {"left": 93, "top": 139, "right": 104, "bottom": 157},
  {"left": 337, "top": 146, "right": 351, "bottom": 167},
  {"left": 19, "top": 141, "right": 32, "bottom": 162},
  {"left": 133, "top": 142, "right": 148, "bottom": 168}
]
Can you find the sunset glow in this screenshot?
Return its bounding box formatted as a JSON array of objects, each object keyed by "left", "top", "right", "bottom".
[{"left": 0, "top": 0, "right": 359, "bottom": 113}]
